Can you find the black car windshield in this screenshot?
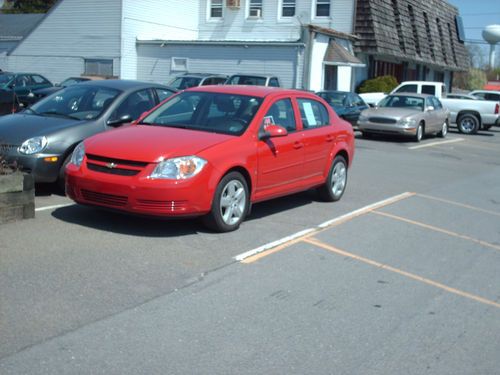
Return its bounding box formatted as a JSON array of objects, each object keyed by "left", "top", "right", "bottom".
[
  {"left": 169, "top": 77, "right": 202, "bottom": 90},
  {"left": 317, "top": 92, "right": 347, "bottom": 107},
  {"left": 226, "top": 76, "right": 267, "bottom": 86},
  {"left": 378, "top": 95, "right": 424, "bottom": 111},
  {"left": 0, "top": 74, "right": 14, "bottom": 84},
  {"left": 140, "top": 91, "right": 263, "bottom": 135},
  {"left": 30, "top": 85, "right": 121, "bottom": 120}
]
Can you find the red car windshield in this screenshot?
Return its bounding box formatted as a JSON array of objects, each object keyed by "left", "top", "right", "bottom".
[{"left": 140, "top": 92, "right": 263, "bottom": 135}]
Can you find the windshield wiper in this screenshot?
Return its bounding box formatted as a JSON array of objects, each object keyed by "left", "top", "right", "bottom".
[{"left": 39, "top": 111, "right": 81, "bottom": 120}]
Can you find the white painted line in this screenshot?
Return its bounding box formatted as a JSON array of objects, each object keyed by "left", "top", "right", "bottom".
[
  {"left": 234, "top": 228, "right": 315, "bottom": 262},
  {"left": 408, "top": 138, "right": 464, "bottom": 150},
  {"left": 234, "top": 192, "right": 414, "bottom": 262},
  {"left": 35, "top": 203, "right": 74, "bottom": 212},
  {"left": 318, "top": 192, "right": 415, "bottom": 228}
]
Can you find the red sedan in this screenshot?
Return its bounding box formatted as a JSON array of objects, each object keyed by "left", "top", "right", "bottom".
[{"left": 66, "top": 86, "right": 355, "bottom": 232}]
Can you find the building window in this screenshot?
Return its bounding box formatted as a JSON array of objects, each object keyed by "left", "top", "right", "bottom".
[
  {"left": 84, "top": 59, "right": 113, "bottom": 77},
  {"left": 391, "top": 0, "right": 405, "bottom": 53},
  {"left": 282, "top": 0, "right": 295, "bottom": 17},
  {"left": 210, "top": 0, "right": 223, "bottom": 18},
  {"left": 448, "top": 23, "right": 458, "bottom": 65},
  {"left": 423, "top": 12, "right": 435, "bottom": 60},
  {"left": 171, "top": 57, "right": 188, "bottom": 72},
  {"left": 315, "top": 0, "right": 330, "bottom": 17},
  {"left": 436, "top": 18, "right": 447, "bottom": 64},
  {"left": 249, "top": 0, "right": 262, "bottom": 18},
  {"left": 408, "top": 5, "right": 421, "bottom": 56}
]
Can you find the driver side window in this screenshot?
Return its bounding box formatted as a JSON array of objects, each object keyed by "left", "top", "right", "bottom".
[{"left": 262, "top": 99, "right": 296, "bottom": 132}]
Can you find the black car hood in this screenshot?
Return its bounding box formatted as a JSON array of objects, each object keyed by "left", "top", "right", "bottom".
[{"left": 0, "top": 113, "right": 85, "bottom": 144}]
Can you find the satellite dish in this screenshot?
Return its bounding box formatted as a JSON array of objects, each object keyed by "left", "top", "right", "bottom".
[{"left": 483, "top": 25, "right": 500, "bottom": 68}]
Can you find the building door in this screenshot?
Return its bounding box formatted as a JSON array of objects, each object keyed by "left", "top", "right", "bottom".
[{"left": 324, "top": 65, "right": 338, "bottom": 90}]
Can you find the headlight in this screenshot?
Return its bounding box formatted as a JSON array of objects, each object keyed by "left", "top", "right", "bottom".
[
  {"left": 358, "top": 114, "right": 368, "bottom": 122},
  {"left": 150, "top": 156, "right": 207, "bottom": 180},
  {"left": 397, "top": 118, "right": 416, "bottom": 126},
  {"left": 18, "top": 136, "right": 48, "bottom": 155},
  {"left": 70, "top": 142, "right": 85, "bottom": 167}
]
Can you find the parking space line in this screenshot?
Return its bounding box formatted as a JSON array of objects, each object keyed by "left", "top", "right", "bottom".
[
  {"left": 35, "top": 203, "right": 74, "bottom": 212},
  {"left": 303, "top": 237, "right": 500, "bottom": 309},
  {"left": 416, "top": 194, "right": 500, "bottom": 217},
  {"left": 372, "top": 210, "right": 500, "bottom": 252},
  {"left": 236, "top": 192, "right": 415, "bottom": 263},
  {"left": 408, "top": 138, "right": 464, "bottom": 150}
]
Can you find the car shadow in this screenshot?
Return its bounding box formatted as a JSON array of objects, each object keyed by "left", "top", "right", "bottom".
[
  {"left": 35, "top": 183, "right": 64, "bottom": 197},
  {"left": 51, "top": 204, "right": 203, "bottom": 237},
  {"left": 51, "top": 191, "right": 317, "bottom": 236},
  {"left": 246, "top": 190, "right": 316, "bottom": 221}
]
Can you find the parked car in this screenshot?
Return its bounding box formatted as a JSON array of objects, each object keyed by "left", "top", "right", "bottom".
[
  {"left": 26, "top": 76, "right": 92, "bottom": 104},
  {"left": 65, "top": 86, "right": 354, "bottom": 232},
  {"left": 0, "top": 72, "right": 53, "bottom": 107},
  {"left": 359, "top": 81, "right": 500, "bottom": 134},
  {"left": 469, "top": 90, "right": 500, "bottom": 101},
  {"left": 0, "top": 80, "right": 177, "bottom": 189},
  {"left": 168, "top": 73, "right": 228, "bottom": 90},
  {"left": 357, "top": 93, "right": 449, "bottom": 142},
  {"left": 316, "top": 91, "right": 369, "bottom": 126},
  {"left": 446, "top": 93, "right": 479, "bottom": 100},
  {"left": 225, "top": 74, "right": 280, "bottom": 87}
]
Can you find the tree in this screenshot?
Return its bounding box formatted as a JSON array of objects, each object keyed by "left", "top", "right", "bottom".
[{"left": 1, "top": 0, "right": 58, "bottom": 13}]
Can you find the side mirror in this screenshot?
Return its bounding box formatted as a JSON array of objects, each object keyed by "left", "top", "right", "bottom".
[
  {"left": 259, "top": 124, "right": 288, "bottom": 140},
  {"left": 107, "top": 114, "right": 133, "bottom": 127},
  {"left": 425, "top": 106, "right": 434, "bottom": 112}
]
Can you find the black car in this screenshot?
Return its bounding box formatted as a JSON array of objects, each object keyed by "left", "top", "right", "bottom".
[
  {"left": 0, "top": 72, "right": 53, "bottom": 109},
  {"left": 25, "top": 76, "right": 92, "bottom": 105},
  {"left": 168, "top": 73, "right": 228, "bottom": 90},
  {"left": 316, "top": 91, "right": 369, "bottom": 126},
  {"left": 0, "top": 80, "right": 177, "bottom": 188}
]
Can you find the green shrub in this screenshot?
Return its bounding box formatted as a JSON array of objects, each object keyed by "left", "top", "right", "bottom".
[
  {"left": 358, "top": 75, "right": 399, "bottom": 93},
  {"left": 465, "top": 68, "right": 487, "bottom": 91}
]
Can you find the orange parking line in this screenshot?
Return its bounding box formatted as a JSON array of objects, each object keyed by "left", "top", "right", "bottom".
[
  {"left": 303, "top": 237, "right": 500, "bottom": 309},
  {"left": 416, "top": 194, "right": 500, "bottom": 218},
  {"left": 372, "top": 210, "right": 500, "bottom": 252}
]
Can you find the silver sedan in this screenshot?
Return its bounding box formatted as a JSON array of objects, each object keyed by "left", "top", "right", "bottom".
[{"left": 357, "top": 93, "right": 450, "bottom": 142}]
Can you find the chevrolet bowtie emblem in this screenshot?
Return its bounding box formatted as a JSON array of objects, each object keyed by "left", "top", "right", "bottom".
[{"left": 106, "top": 162, "right": 117, "bottom": 169}]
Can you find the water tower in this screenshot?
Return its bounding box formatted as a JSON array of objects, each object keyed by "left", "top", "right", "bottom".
[{"left": 482, "top": 25, "right": 500, "bottom": 68}]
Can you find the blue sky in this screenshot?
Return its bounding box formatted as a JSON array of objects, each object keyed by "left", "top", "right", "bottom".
[{"left": 448, "top": 0, "right": 500, "bottom": 43}]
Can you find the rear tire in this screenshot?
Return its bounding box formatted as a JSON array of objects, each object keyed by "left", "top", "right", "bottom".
[
  {"left": 437, "top": 120, "right": 448, "bottom": 138},
  {"left": 202, "top": 172, "right": 249, "bottom": 232},
  {"left": 317, "top": 155, "right": 348, "bottom": 202},
  {"left": 457, "top": 113, "right": 479, "bottom": 134}
]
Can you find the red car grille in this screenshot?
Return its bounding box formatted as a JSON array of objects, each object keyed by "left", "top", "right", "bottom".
[
  {"left": 136, "top": 199, "right": 188, "bottom": 212},
  {"left": 85, "top": 154, "right": 148, "bottom": 176},
  {"left": 81, "top": 189, "right": 128, "bottom": 207}
]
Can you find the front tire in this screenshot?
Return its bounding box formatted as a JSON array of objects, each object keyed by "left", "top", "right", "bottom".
[
  {"left": 317, "top": 155, "right": 348, "bottom": 202},
  {"left": 457, "top": 113, "right": 479, "bottom": 134},
  {"left": 57, "top": 153, "right": 72, "bottom": 193},
  {"left": 437, "top": 120, "right": 448, "bottom": 138},
  {"left": 202, "top": 172, "right": 249, "bottom": 232},
  {"left": 414, "top": 122, "right": 424, "bottom": 142}
]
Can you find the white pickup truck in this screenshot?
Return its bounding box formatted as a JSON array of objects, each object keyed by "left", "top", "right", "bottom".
[{"left": 360, "top": 81, "right": 500, "bottom": 134}]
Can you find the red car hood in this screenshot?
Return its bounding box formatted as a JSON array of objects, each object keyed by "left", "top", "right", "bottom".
[{"left": 84, "top": 125, "right": 235, "bottom": 162}]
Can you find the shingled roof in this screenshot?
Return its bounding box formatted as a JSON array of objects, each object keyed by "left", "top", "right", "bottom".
[
  {"left": 0, "top": 13, "right": 44, "bottom": 53},
  {"left": 354, "top": 0, "right": 469, "bottom": 71}
]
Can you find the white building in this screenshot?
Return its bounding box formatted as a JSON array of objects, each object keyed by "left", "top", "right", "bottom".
[{"left": 1, "top": 0, "right": 467, "bottom": 91}]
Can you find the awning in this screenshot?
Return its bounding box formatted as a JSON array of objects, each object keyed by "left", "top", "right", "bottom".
[{"left": 324, "top": 41, "right": 365, "bottom": 67}]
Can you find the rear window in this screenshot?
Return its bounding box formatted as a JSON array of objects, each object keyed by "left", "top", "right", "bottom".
[
  {"left": 422, "top": 85, "right": 436, "bottom": 95},
  {"left": 297, "top": 98, "right": 330, "bottom": 128},
  {"left": 394, "top": 84, "right": 418, "bottom": 93}
]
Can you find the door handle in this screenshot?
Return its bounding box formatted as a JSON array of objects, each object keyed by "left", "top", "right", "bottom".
[{"left": 293, "top": 141, "right": 304, "bottom": 149}]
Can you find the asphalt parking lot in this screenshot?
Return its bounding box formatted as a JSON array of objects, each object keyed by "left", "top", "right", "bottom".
[{"left": 1, "top": 126, "right": 499, "bottom": 374}]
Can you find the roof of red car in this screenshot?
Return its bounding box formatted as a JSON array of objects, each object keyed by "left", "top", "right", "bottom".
[{"left": 185, "top": 85, "right": 312, "bottom": 98}]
